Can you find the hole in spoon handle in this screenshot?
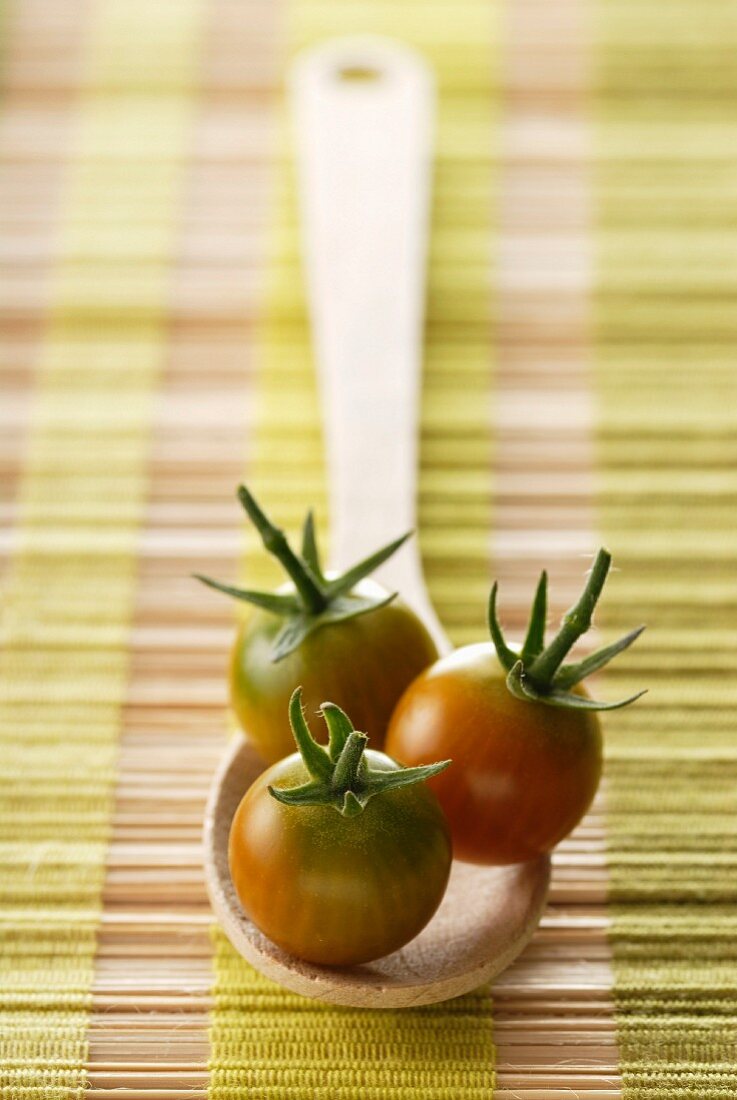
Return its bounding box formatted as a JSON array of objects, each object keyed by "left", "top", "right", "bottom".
[{"left": 291, "top": 38, "right": 448, "bottom": 651}]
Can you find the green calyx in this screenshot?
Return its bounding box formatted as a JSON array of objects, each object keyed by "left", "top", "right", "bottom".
[
  {"left": 489, "top": 548, "right": 647, "bottom": 712},
  {"left": 269, "top": 688, "right": 451, "bottom": 817},
  {"left": 194, "top": 485, "right": 411, "bottom": 661}
]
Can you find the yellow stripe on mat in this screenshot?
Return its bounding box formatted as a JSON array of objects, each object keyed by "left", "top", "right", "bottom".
[
  {"left": 594, "top": 1, "right": 737, "bottom": 1096},
  {"left": 0, "top": 2, "right": 203, "bottom": 1094},
  {"left": 209, "top": 2, "right": 498, "bottom": 1096}
]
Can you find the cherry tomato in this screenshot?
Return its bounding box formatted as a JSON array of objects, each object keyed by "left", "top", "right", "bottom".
[
  {"left": 386, "top": 551, "right": 645, "bottom": 865},
  {"left": 231, "top": 578, "right": 437, "bottom": 763},
  {"left": 229, "top": 691, "right": 452, "bottom": 966},
  {"left": 198, "top": 486, "right": 438, "bottom": 764},
  {"left": 386, "top": 644, "right": 602, "bottom": 864}
]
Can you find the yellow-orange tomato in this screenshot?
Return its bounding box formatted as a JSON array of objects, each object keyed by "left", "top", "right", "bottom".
[
  {"left": 231, "top": 580, "right": 438, "bottom": 763},
  {"left": 386, "top": 644, "right": 603, "bottom": 865},
  {"left": 229, "top": 750, "right": 452, "bottom": 966},
  {"left": 198, "top": 487, "right": 439, "bottom": 765}
]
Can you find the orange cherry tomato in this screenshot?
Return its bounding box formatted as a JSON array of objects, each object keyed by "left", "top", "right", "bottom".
[
  {"left": 387, "top": 553, "right": 645, "bottom": 865},
  {"left": 386, "top": 644, "right": 602, "bottom": 864},
  {"left": 229, "top": 693, "right": 452, "bottom": 966}
]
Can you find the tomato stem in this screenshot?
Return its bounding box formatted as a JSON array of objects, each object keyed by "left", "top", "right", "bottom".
[
  {"left": 488, "top": 549, "right": 647, "bottom": 711},
  {"left": 488, "top": 583, "right": 518, "bottom": 671},
  {"left": 321, "top": 703, "right": 354, "bottom": 761},
  {"left": 300, "top": 510, "right": 325, "bottom": 581},
  {"left": 519, "top": 570, "right": 548, "bottom": 664},
  {"left": 528, "top": 549, "right": 611, "bottom": 685},
  {"left": 269, "top": 689, "right": 451, "bottom": 816},
  {"left": 332, "top": 731, "right": 369, "bottom": 793},
  {"left": 195, "top": 486, "right": 417, "bottom": 662},
  {"left": 237, "top": 486, "right": 326, "bottom": 614},
  {"left": 287, "top": 690, "right": 332, "bottom": 782}
]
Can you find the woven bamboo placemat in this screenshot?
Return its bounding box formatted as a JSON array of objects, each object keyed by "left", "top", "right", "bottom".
[{"left": 1, "top": 0, "right": 735, "bottom": 1097}]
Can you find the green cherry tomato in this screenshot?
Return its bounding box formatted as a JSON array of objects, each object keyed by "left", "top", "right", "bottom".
[
  {"left": 197, "top": 486, "right": 438, "bottom": 764},
  {"left": 387, "top": 551, "right": 645, "bottom": 866},
  {"left": 231, "top": 579, "right": 438, "bottom": 763},
  {"left": 229, "top": 692, "right": 452, "bottom": 966}
]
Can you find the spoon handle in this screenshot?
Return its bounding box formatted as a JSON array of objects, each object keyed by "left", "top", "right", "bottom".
[{"left": 291, "top": 37, "right": 449, "bottom": 652}]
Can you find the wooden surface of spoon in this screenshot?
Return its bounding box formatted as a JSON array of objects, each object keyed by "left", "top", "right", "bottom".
[
  {"left": 204, "top": 36, "right": 550, "bottom": 1007},
  {"left": 292, "top": 34, "right": 446, "bottom": 646}
]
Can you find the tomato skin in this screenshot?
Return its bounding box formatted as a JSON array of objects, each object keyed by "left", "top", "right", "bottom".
[
  {"left": 229, "top": 749, "right": 452, "bottom": 966},
  {"left": 385, "top": 643, "right": 602, "bottom": 865},
  {"left": 230, "top": 580, "right": 439, "bottom": 764}
]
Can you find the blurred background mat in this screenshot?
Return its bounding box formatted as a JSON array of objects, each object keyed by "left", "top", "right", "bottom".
[{"left": 1, "top": 1, "right": 736, "bottom": 1098}]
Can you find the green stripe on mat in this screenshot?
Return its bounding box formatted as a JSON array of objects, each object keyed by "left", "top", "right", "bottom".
[
  {"left": 594, "top": 2, "right": 737, "bottom": 1097},
  {"left": 0, "top": 3, "right": 203, "bottom": 1095},
  {"left": 208, "top": 2, "right": 498, "bottom": 1096}
]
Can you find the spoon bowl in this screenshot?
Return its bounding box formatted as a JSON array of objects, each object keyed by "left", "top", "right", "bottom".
[{"left": 204, "top": 733, "right": 550, "bottom": 1007}]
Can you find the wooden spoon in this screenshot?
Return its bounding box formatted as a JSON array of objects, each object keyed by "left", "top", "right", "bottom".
[{"left": 204, "top": 36, "right": 550, "bottom": 1008}]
